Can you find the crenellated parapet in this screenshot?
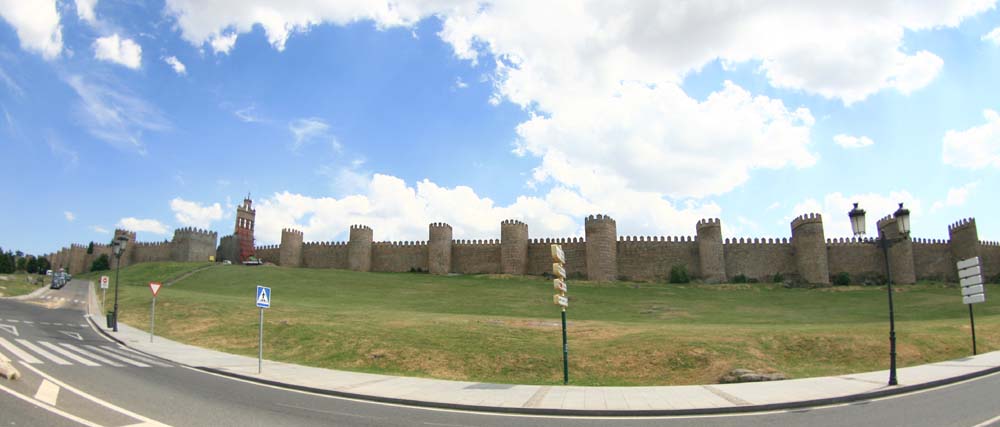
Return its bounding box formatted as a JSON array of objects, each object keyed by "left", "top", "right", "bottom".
[
  {"left": 948, "top": 217, "right": 980, "bottom": 272},
  {"left": 529, "top": 237, "right": 582, "bottom": 244},
  {"left": 585, "top": 214, "right": 618, "bottom": 281},
  {"left": 501, "top": 219, "right": 529, "bottom": 275},
  {"left": 727, "top": 237, "right": 791, "bottom": 245},
  {"left": 428, "top": 222, "right": 453, "bottom": 274},
  {"left": 790, "top": 212, "right": 829, "bottom": 284}
]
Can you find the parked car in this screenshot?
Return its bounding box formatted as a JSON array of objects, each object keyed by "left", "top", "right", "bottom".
[{"left": 50, "top": 270, "right": 68, "bottom": 289}]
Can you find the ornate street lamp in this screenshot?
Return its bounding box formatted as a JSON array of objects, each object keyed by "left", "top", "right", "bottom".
[
  {"left": 111, "top": 235, "right": 128, "bottom": 332},
  {"left": 848, "top": 202, "right": 911, "bottom": 386}
]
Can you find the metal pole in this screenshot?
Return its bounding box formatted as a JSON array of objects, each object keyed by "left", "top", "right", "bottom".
[
  {"left": 561, "top": 308, "right": 568, "bottom": 385},
  {"left": 102, "top": 288, "right": 106, "bottom": 312},
  {"left": 881, "top": 236, "right": 898, "bottom": 386},
  {"left": 258, "top": 308, "right": 264, "bottom": 374},
  {"left": 150, "top": 296, "right": 156, "bottom": 343},
  {"left": 969, "top": 304, "right": 977, "bottom": 355},
  {"left": 113, "top": 254, "right": 121, "bottom": 332}
]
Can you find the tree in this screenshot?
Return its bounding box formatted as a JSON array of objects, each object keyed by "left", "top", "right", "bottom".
[
  {"left": 90, "top": 254, "right": 110, "bottom": 272},
  {"left": 26, "top": 256, "right": 38, "bottom": 274},
  {"left": 87, "top": 242, "right": 95, "bottom": 254},
  {"left": 0, "top": 250, "right": 13, "bottom": 274},
  {"left": 36, "top": 257, "right": 51, "bottom": 274}
]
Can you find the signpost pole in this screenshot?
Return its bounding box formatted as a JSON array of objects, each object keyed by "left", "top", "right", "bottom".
[
  {"left": 561, "top": 308, "right": 568, "bottom": 384},
  {"left": 150, "top": 296, "right": 156, "bottom": 343},
  {"left": 102, "top": 288, "right": 106, "bottom": 310},
  {"left": 258, "top": 307, "right": 264, "bottom": 374},
  {"left": 969, "top": 304, "right": 977, "bottom": 355}
]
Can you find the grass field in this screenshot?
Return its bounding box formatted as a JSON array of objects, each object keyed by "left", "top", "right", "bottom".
[
  {"left": 80, "top": 262, "right": 999, "bottom": 386},
  {"left": 0, "top": 273, "right": 47, "bottom": 297}
]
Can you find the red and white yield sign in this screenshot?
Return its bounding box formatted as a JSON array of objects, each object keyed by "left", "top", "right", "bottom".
[{"left": 149, "top": 282, "right": 162, "bottom": 297}]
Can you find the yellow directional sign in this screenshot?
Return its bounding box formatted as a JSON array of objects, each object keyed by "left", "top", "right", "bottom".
[
  {"left": 553, "top": 294, "right": 568, "bottom": 307},
  {"left": 552, "top": 263, "right": 566, "bottom": 279},
  {"left": 550, "top": 244, "right": 565, "bottom": 264},
  {"left": 553, "top": 278, "right": 567, "bottom": 292}
]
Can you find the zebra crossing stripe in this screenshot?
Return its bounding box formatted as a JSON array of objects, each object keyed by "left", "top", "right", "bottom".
[
  {"left": 83, "top": 346, "right": 150, "bottom": 367},
  {"left": 0, "top": 337, "right": 42, "bottom": 364},
  {"left": 58, "top": 343, "right": 125, "bottom": 367},
  {"left": 16, "top": 340, "right": 71, "bottom": 365},
  {"left": 98, "top": 346, "right": 171, "bottom": 367},
  {"left": 38, "top": 342, "right": 100, "bottom": 367}
]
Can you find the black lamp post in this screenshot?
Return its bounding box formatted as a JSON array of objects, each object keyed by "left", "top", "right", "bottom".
[
  {"left": 111, "top": 235, "right": 128, "bottom": 332},
  {"left": 848, "top": 202, "right": 911, "bottom": 386}
]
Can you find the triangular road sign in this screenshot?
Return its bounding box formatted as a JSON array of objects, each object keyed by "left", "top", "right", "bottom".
[
  {"left": 256, "top": 286, "right": 270, "bottom": 308},
  {"left": 0, "top": 324, "right": 18, "bottom": 337},
  {"left": 149, "top": 282, "right": 162, "bottom": 297}
]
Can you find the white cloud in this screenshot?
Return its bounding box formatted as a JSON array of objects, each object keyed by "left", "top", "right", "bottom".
[
  {"left": 289, "top": 117, "right": 336, "bottom": 150},
  {"left": 210, "top": 32, "right": 237, "bottom": 54},
  {"left": 93, "top": 34, "right": 142, "bottom": 69},
  {"left": 75, "top": 0, "right": 97, "bottom": 23},
  {"left": 117, "top": 217, "right": 169, "bottom": 234},
  {"left": 90, "top": 225, "right": 109, "bottom": 234},
  {"left": 163, "top": 56, "right": 187, "bottom": 75},
  {"left": 932, "top": 182, "right": 978, "bottom": 212},
  {"left": 454, "top": 77, "right": 468, "bottom": 89},
  {"left": 47, "top": 135, "right": 79, "bottom": 166},
  {"left": 0, "top": 67, "right": 24, "bottom": 97},
  {"left": 983, "top": 26, "right": 1000, "bottom": 45},
  {"left": 252, "top": 173, "right": 719, "bottom": 245},
  {"left": 234, "top": 105, "right": 262, "bottom": 123},
  {"left": 833, "top": 134, "right": 874, "bottom": 149},
  {"left": 943, "top": 109, "right": 1000, "bottom": 169},
  {"left": 170, "top": 198, "right": 224, "bottom": 228},
  {"left": 791, "top": 191, "right": 922, "bottom": 238},
  {"left": 64, "top": 211, "right": 76, "bottom": 222},
  {"left": 0, "top": 0, "right": 63, "bottom": 59},
  {"left": 65, "top": 75, "right": 170, "bottom": 153}
]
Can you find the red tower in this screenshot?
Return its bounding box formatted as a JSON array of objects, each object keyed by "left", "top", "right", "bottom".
[{"left": 235, "top": 195, "right": 256, "bottom": 262}]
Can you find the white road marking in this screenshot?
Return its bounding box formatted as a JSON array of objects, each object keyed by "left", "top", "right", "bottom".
[
  {"left": 38, "top": 341, "right": 100, "bottom": 367},
  {"left": 58, "top": 343, "right": 125, "bottom": 367},
  {"left": 8, "top": 319, "right": 19, "bottom": 323},
  {"left": 0, "top": 381, "right": 102, "bottom": 427},
  {"left": 100, "top": 346, "right": 171, "bottom": 367},
  {"left": 0, "top": 323, "right": 18, "bottom": 337},
  {"left": 0, "top": 337, "right": 42, "bottom": 364},
  {"left": 83, "top": 345, "right": 151, "bottom": 367},
  {"left": 58, "top": 331, "right": 83, "bottom": 341},
  {"left": 34, "top": 379, "right": 60, "bottom": 406},
  {"left": 18, "top": 362, "right": 170, "bottom": 426},
  {"left": 973, "top": 414, "right": 1000, "bottom": 427},
  {"left": 16, "top": 339, "right": 71, "bottom": 365},
  {"left": 23, "top": 321, "right": 33, "bottom": 324}
]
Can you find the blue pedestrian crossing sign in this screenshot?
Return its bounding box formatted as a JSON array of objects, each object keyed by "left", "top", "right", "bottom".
[{"left": 256, "top": 285, "right": 271, "bottom": 308}]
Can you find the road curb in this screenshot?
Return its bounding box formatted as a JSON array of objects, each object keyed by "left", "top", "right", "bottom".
[
  {"left": 0, "top": 358, "right": 20, "bottom": 380},
  {"left": 194, "top": 364, "right": 1000, "bottom": 416}
]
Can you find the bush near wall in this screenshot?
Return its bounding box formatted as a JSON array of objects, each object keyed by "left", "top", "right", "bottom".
[
  {"left": 832, "top": 272, "right": 851, "bottom": 286},
  {"left": 669, "top": 265, "right": 690, "bottom": 284}
]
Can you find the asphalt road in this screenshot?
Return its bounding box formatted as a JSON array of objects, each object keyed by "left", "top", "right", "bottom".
[{"left": 1, "top": 279, "right": 998, "bottom": 427}]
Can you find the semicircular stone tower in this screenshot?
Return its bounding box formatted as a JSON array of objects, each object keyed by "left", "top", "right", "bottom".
[
  {"left": 428, "top": 222, "right": 453, "bottom": 275},
  {"left": 348, "top": 225, "right": 373, "bottom": 272},
  {"left": 697, "top": 218, "right": 726, "bottom": 283},
  {"left": 878, "top": 215, "right": 915, "bottom": 284},
  {"left": 585, "top": 214, "right": 618, "bottom": 281},
  {"left": 791, "top": 213, "right": 830, "bottom": 285},
  {"left": 279, "top": 228, "right": 304, "bottom": 268},
  {"left": 501, "top": 219, "right": 529, "bottom": 275}
]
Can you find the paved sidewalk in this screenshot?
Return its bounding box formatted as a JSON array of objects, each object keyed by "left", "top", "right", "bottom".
[{"left": 82, "top": 283, "right": 1000, "bottom": 415}]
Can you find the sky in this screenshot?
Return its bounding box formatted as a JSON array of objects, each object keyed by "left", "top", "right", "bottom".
[{"left": 1, "top": 1, "right": 999, "bottom": 256}]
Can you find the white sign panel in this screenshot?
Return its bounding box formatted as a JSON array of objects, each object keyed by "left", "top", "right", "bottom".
[
  {"left": 959, "top": 265, "right": 982, "bottom": 279},
  {"left": 962, "top": 285, "right": 985, "bottom": 297},
  {"left": 552, "top": 263, "right": 566, "bottom": 279},
  {"left": 100, "top": 276, "right": 109, "bottom": 289},
  {"left": 550, "top": 244, "right": 565, "bottom": 264},
  {"left": 553, "top": 278, "right": 567, "bottom": 293},
  {"left": 957, "top": 257, "right": 980, "bottom": 270},
  {"left": 553, "top": 295, "right": 568, "bottom": 307},
  {"left": 960, "top": 275, "right": 983, "bottom": 287},
  {"left": 963, "top": 294, "right": 986, "bottom": 305}
]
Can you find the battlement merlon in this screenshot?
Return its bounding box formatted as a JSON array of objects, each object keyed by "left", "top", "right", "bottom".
[
  {"left": 281, "top": 228, "right": 304, "bottom": 236},
  {"left": 429, "top": 222, "right": 453, "bottom": 230},
  {"left": 696, "top": 218, "right": 722, "bottom": 229},
  {"left": 948, "top": 217, "right": 976, "bottom": 233},
  {"left": 173, "top": 227, "right": 218, "bottom": 238},
  {"left": 790, "top": 212, "right": 823, "bottom": 230},
  {"left": 585, "top": 213, "right": 617, "bottom": 225},
  {"left": 501, "top": 219, "right": 528, "bottom": 227}
]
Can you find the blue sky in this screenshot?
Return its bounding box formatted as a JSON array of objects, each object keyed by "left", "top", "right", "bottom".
[{"left": 1, "top": 1, "right": 999, "bottom": 256}]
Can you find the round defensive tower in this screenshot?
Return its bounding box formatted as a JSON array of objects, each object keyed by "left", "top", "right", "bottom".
[
  {"left": 948, "top": 218, "right": 980, "bottom": 265},
  {"left": 500, "top": 219, "right": 529, "bottom": 275},
  {"left": 348, "top": 225, "right": 373, "bottom": 272},
  {"left": 790, "top": 213, "right": 830, "bottom": 285},
  {"left": 877, "top": 214, "right": 916, "bottom": 284},
  {"left": 428, "top": 222, "right": 453, "bottom": 275},
  {"left": 696, "top": 218, "right": 726, "bottom": 283},
  {"left": 112, "top": 229, "right": 136, "bottom": 268},
  {"left": 279, "top": 228, "right": 304, "bottom": 268},
  {"left": 585, "top": 214, "right": 618, "bottom": 282}
]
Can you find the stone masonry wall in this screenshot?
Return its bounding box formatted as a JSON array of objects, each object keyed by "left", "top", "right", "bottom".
[
  {"left": 373, "top": 242, "right": 429, "bottom": 272},
  {"left": 526, "top": 239, "right": 586, "bottom": 278},
  {"left": 452, "top": 240, "right": 501, "bottom": 274},
  {"left": 826, "top": 238, "right": 883, "bottom": 280},
  {"left": 302, "top": 242, "right": 348, "bottom": 269},
  {"left": 725, "top": 239, "right": 796, "bottom": 281},
  {"left": 616, "top": 237, "right": 700, "bottom": 281},
  {"left": 912, "top": 239, "right": 955, "bottom": 282},
  {"left": 981, "top": 241, "right": 1000, "bottom": 281}
]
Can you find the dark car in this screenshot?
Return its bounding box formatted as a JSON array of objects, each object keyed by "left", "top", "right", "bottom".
[{"left": 50, "top": 271, "right": 68, "bottom": 289}]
